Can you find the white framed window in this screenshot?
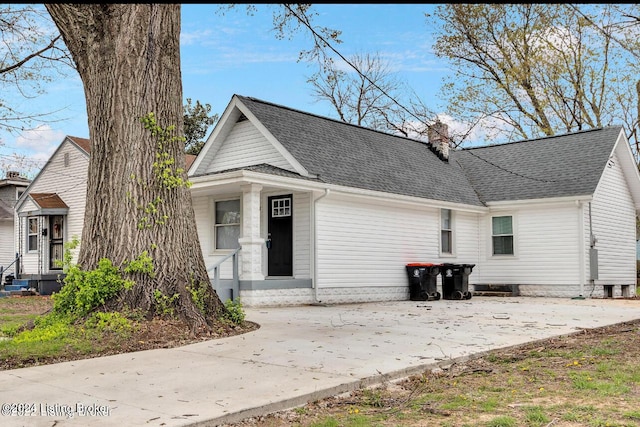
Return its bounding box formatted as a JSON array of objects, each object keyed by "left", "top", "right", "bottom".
[
  {"left": 27, "top": 217, "right": 38, "bottom": 252},
  {"left": 441, "top": 208, "right": 453, "bottom": 254},
  {"left": 492, "top": 215, "right": 514, "bottom": 255},
  {"left": 214, "top": 199, "right": 240, "bottom": 250},
  {"left": 271, "top": 197, "right": 291, "bottom": 217}
]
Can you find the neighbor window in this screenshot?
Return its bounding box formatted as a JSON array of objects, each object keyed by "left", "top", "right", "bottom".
[
  {"left": 441, "top": 209, "right": 453, "bottom": 254},
  {"left": 214, "top": 199, "right": 240, "bottom": 250},
  {"left": 492, "top": 216, "right": 513, "bottom": 255},
  {"left": 27, "top": 217, "right": 38, "bottom": 251}
]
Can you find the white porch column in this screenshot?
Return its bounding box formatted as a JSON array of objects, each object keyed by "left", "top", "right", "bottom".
[{"left": 238, "top": 184, "right": 265, "bottom": 281}]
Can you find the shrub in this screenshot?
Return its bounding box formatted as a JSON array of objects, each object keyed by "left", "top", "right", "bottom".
[
  {"left": 53, "top": 258, "right": 133, "bottom": 318},
  {"left": 224, "top": 298, "right": 245, "bottom": 325}
]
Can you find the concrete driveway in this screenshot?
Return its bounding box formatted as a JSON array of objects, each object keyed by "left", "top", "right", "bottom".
[{"left": 0, "top": 297, "right": 638, "bottom": 427}]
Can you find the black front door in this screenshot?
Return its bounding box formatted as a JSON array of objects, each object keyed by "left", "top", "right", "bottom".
[{"left": 267, "top": 195, "right": 293, "bottom": 276}]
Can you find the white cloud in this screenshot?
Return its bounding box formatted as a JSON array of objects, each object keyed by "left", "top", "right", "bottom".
[
  {"left": 15, "top": 125, "right": 64, "bottom": 155},
  {"left": 0, "top": 125, "right": 63, "bottom": 179}
]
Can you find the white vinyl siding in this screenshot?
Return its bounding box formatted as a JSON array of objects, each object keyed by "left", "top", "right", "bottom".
[
  {"left": 590, "top": 148, "right": 637, "bottom": 285},
  {"left": 0, "top": 219, "right": 14, "bottom": 271},
  {"left": 454, "top": 210, "right": 481, "bottom": 278},
  {"left": 204, "top": 120, "right": 294, "bottom": 174},
  {"left": 478, "top": 204, "right": 580, "bottom": 285},
  {"left": 292, "top": 192, "right": 311, "bottom": 278},
  {"left": 192, "top": 195, "right": 212, "bottom": 256},
  {"left": 315, "top": 194, "right": 479, "bottom": 289}
]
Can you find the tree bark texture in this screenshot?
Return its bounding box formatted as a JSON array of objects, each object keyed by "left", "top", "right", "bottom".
[{"left": 44, "top": 4, "right": 225, "bottom": 332}]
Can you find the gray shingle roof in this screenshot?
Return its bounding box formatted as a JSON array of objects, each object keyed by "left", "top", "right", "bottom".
[
  {"left": 452, "top": 126, "right": 621, "bottom": 203},
  {"left": 237, "top": 96, "right": 484, "bottom": 206},
  {"left": 212, "top": 96, "right": 622, "bottom": 207}
]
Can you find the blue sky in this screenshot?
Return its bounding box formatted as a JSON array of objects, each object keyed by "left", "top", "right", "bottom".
[{"left": 1, "top": 4, "right": 452, "bottom": 177}]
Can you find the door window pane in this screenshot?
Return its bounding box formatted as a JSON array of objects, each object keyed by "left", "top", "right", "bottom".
[
  {"left": 50, "top": 215, "right": 65, "bottom": 270},
  {"left": 271, "top": 197, "right": 291, "bottom": 217}
]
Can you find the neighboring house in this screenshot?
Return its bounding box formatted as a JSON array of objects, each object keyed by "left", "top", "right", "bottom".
[
  {"left": 0, "top": 171, "right": 30, "bottom": 280},
  {"left": 188, "top": 95, "right": 640, "bottom": 306},
  {"left": 13, "top": 135, "right": 196, "bottom": 295},
  {"left": 14, "top": 136, "right": 91, "bottom": 295}
]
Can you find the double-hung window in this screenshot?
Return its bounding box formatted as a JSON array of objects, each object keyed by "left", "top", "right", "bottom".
[
  {"left": 441, "top": 209, "right": 453, "bottom": 254},
  {"left": 214, "top": 199, "right": 240, "bottom": 250},
  {"left": 492, "top": 215, "right": 514, "bottom": 255},
  {"left": 27, "top": 217, "right": 38, "bottom": 252}
]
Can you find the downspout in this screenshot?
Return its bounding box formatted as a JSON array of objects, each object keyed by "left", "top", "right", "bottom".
[
  {"left": 588, "top": 201, "right": 596, "bottom": 297},
  {"left": 576, "top": 200, "right": 585, "bottom": 299},
  {"left": 312, "top": 188, "right": 330, "bottom": 304}
]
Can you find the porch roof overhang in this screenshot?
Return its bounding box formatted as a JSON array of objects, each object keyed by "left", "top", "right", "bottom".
[
  {"left": 190, "top": 168, "right": 488, "bottom": 214},
  {"left": 18, "top": 193, "right": 69, "bottom": 217},
  {"left": 19, "top": 208, "right": 69, "bottom": 217}
]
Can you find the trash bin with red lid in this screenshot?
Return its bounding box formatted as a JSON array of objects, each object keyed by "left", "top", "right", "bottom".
[{"left": 406, "top": 263, "right": 442, "bottom": 301}]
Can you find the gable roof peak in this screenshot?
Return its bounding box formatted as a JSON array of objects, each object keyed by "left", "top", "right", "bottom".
[{"left": 234, "top": 94, "right": 435, "bottom": 147}]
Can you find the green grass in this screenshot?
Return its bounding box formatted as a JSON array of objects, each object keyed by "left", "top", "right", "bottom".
[{"left": 0, "top": 296, "right": 137, "bottom": 367}]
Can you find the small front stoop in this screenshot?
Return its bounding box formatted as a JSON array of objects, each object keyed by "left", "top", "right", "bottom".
[{"left": 472, "top": 284, "right": 519, "bottom": 297}]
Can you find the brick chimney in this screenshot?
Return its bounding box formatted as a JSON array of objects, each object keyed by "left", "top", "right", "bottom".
[{"left": 428, "top": 120, "right": 450, "bottom": 160}]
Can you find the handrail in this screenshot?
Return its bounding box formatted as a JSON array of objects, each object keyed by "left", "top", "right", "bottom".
[
  {"left": 207, "top": 248, "right": 240, "bottom": 301},
  {"left": 0, "top": 253, "right": 21, "bottom": 286}
]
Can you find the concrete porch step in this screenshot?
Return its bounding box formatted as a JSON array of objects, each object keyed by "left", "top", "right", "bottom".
[
  {"left": 3, "top": 284, "right": 28, "bottom": 292},
  {"left": 472, "top": 291, "right": 514, "bottom": 297}
]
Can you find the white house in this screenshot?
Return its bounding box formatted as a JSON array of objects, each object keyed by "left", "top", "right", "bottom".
[
  {"left": 0, "top": 171, "right": 30, "bottom": 282},
  {"left": 13, "top": 95, "right": 640, "bottom": 304},
  {"left": 189, "top": 95, "right": 640, "bottom": 306}
]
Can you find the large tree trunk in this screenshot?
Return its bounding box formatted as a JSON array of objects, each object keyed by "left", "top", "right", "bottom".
[{"left": 44, "top": 4, "right": 225, "bottom": 332}]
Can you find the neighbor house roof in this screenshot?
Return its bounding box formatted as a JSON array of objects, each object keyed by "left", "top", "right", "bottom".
[
  {"left": 233, "top": 95, "right": 484, "bottom": 206},
  {"left": 30, "top": 193, "right": 69, "bottom": 209},
  {"left": 452, "top": 126, "right": 623, "bottom": 203},
  {"left": 68, "top": 136, "right": 91, "bottom": 154},
  {"left": 67, "top": 135, "right": 197, "bottom": 170}
]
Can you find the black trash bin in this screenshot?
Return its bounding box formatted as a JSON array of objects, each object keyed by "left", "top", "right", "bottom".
[
  {"left": 406, "top": 263, "right": 442, "bottom": 301},
  {"left": 441, "top": 263, "right": 475, "bottom": 300}
]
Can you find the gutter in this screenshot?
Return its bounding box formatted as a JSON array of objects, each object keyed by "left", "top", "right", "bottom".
[{"left": 312, "top": 188, "right": 330, "bottom": 304}]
